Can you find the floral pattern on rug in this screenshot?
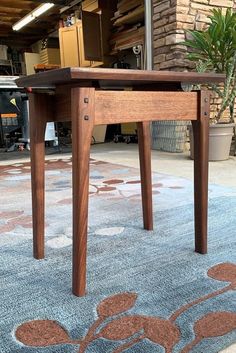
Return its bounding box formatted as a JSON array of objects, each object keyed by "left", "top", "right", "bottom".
[
  {"left": 1, "top": 157, "right": 236, "bottom": 353},
  {"left": 0, "top": 157, "right": 193, "bottom": 247},
  {"left": 1, "top": 157, "right": 235, "bottom": 244},
  {"left": 15, "top": 263, "right": 236, "bottom": 353}
]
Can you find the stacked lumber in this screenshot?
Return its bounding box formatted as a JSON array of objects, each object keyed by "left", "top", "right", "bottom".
[
  {"left": 82, "top": 0, "right": 100, "bottom": 12},
  {"left": 34, "top": 64, "right": 60, "bottom": 72},
  {"left": 40, "top": 48, "right": 61, "bottom": 65},
  {"left": 110, "top": 0, "right": 144, "bottom": 53},
  {"left": 113, "top": 1, "right": 144, "bottom": 26},
  {"left": 110, "top": 26, "right": 145, "bottom": 52},
  {"left": 82, "top": 0, "right": 116, "bottom": 12},
  {"left": 117, "top": 0, "right": 143, "bottom": 14}
]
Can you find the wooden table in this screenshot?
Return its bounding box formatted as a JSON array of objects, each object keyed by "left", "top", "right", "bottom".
[{"left": 16, "top": 68, "right": 225, "bottom": 297}]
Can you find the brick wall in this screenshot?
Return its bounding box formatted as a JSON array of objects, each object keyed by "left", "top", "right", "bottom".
[
  {"left": 153, "top": 0, "right": 236, "bottom": 71},
  {"left": 152, "top": 0, "right": 236, "bottom": 120}
]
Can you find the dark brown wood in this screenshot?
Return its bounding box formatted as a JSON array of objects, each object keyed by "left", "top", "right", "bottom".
[
  {"left": 192, "top": 90, "right": 210, "bottom": 254},
  {"left": 137, "top": 122, "right": 153, "bottom": 230},
  {"left": 16, "top": 67, "right": 225, "bottom": 89},
  {"left": 82, "top": 11, "right": 102, "bottom": 61},
  {"left": 71, "top": 87, "right": 95, "bottom": 297},
  {"left": 29, "top": 93, "right": 53, "bottom": 259},
  {"left": 55, "top": 89, "right": 199, "bottom": 124},
  {"left": 54, "top": 83, "right": 94, "bottom": 122},
  {"left": 19, "top": 69, "right": 218, "bottom": 296},
  {"left": 55, "top": 86, "right": 71, "bottom": 122},
  {"left": 94, "top": 91, "right": 198, "bottom": 124}
]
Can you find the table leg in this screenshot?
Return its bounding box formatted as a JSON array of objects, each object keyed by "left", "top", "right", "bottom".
[
  {"left": 192, "top": 90, "right": 210, "bottom": 254},
  {"left": 29, "top": 94, "right": 48, "bottom": 259},
  {"left": 71, "top": 87, "right": 95, "bottom": 296},
  {"left": 137, "top": 122, "right": 153, "bottom": 230}
]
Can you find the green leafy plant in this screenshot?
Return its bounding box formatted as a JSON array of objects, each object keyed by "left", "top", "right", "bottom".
[{"left": 184, "top": 8, "right": 236, "bottom": 123}]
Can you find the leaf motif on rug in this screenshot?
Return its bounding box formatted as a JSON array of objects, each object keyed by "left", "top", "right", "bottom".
[
  {"left": 181, "top": 312, "right": 236, "bottom": 353},
  {"left": 99, "top": 315, "right": 145, "bottom": 340},
  {"left": 15, "top": 320, "right": 81, "bottom": 346},
  {"left": 15, "top": 262, "right": 236, "bottom": 353},
  {"left": 208, "top": 263, "right": 236, "bottom": 287},
  {"left": 143, "top": 317, "right": 180, "bottom": 353},
  {"left": 97, "top": 292, "right": 137, "bottom": 318}
]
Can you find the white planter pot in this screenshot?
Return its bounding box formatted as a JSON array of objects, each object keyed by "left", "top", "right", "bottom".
[{"left": 189, "top": 123, "right": 235, "bottom": 161}]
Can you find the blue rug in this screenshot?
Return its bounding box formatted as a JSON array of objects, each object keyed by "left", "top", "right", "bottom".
[{"left": 0, "top": 158, "right": 235, "bottom": 353}]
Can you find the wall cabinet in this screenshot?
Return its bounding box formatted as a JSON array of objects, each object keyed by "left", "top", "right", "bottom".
[
  {"left": 59, "top": 21, "right": 91, "bottom": 67},
  {"left": 59, "top": 9, "right": 113, "bottom": 68}
]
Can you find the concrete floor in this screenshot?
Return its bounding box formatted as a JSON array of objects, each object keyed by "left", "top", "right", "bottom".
[
  {"left": 91, "top": 143, "right": 236, "bottom": 188},
  {"left": 0, "top": 143, "right": 235, "bottom": 353},
  {"left": 0, "top": 142, "right": 236, "bottom": 188}
]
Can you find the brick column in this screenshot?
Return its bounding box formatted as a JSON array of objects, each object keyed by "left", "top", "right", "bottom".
[{"left": 153, "top": 0, "right": 236, "bottom": 71}]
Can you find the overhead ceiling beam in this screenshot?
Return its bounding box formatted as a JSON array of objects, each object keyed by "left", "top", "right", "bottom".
[
  {"left": 37, "top": 0, "right": 67, "bottom": 4},
  {"left": 0, "top": 16, "right": 22, "bottom": 22},
  {"left": 0, "top": 1, "right": 64, "bottom": 47},
  {"left": 60, "top": 0, "right": 82, "bottom": 13},
  {"left": 0, "top": 1, "right": 35, "bottom": 10},
  {"left": 0, "top": 0, "right": 65, "bottom": 8},
  {"left": 0, "top": 6, "right": 31, "bottom": 14}
]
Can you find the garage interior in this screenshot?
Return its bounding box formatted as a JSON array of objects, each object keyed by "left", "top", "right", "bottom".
[{"left": 0, "top": 0, "right": 148, "bottom": 153}]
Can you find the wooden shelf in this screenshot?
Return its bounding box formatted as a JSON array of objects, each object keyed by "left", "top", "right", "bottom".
[
  {"left": 117, "top": 0, "right": 143, "bottom": 14},
  {"left": 110, "top": 25, "right": 145, "bottom": 53},
  {"left": 110, "top": 0, "right": 144, "bottom": 54},
  {"left": 113, "top": 5, "right": 144, "bottom": 26}
]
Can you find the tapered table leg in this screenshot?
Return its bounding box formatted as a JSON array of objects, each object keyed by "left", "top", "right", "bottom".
[
  {"left": 29, "top": 94, "right": 50, "bottom": 259},
  {"left": 192, "top": 90, "right": 210, "bottom": 254},
  {"left": 137, "top": 121, "right": 153, "bottom": 230},
  {"left": 71, "top": 87, "right": 95, "bottom": 296}
]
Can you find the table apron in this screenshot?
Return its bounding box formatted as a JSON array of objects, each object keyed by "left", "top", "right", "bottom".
[
  {"left": 54, "top": 90, "right": 199, "bottom": 124},
  {"left": 94, "top": 91, "right": 198, "bottom": 125}
]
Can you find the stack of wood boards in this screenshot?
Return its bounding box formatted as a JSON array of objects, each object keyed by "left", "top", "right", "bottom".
[
  {"left": 110, "top": 0, "right": 144, "bottom": 53},
  {"left": 34, "top": 64, "right": 60, "bottom": 72},
  {"left": 82, "top": 0, "right": 116, "bottom": 12},
  {"left": 82, "top": 0, "right": 101, "bottom": 12},
  {"left": 40, "top": 48, "right": 61, "bottom": 65}
]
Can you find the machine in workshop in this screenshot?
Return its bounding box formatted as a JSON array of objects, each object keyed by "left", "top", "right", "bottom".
[
  {"left": 0, "top": 76, "right": 28, "bottom": 151},
  {"left": 0, "top": 76, "right": 57, "bottom": 151}
]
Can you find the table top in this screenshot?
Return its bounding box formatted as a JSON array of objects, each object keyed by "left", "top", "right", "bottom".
[{"left": 15, "top": 67, "right": 225, "bottom": 89}]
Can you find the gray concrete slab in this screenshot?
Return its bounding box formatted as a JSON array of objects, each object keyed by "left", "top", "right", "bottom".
[{"left": 0, "top": 143, "right": 235, "bottom": 188}]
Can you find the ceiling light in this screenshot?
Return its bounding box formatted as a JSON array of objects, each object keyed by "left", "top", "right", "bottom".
[
  {"left": 12, "top": 14, "right": 33, "bottom": 31},
  {"left": 32, "top": 3, "right": 55, "bottom": 17},
  {"left": 12, "top": 3, "right": 55, "bottom": 31}
]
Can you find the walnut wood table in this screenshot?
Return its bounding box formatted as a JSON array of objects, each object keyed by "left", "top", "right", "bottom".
[{"left": 16, "top": 68, "right": 225, "bottom": 297}]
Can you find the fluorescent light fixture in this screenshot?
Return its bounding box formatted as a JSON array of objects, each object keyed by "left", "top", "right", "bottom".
[
  {"left": 32, "top": 3, "right": 55, "bottom": 17},
  {"left": 12, "top": 14, "right": 33, "bottom": 31},
  {"left": 12, "top": 3, "right": 55, "bottom": 31}
]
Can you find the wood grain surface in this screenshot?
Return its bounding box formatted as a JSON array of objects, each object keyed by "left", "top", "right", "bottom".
[
  {"left": 94, "top": 91, "right": 198, "bottom": 124},
  {"left": 29, "top": 93, "right": 54, "bottom": 259},
  {"left": 192, "top": 90, "right": 210, "bottom": 254},
  {"left": 137, "top": 122, "right": 153, "bottom": 231},
  {"left": 71, "top": 87, "right": 95, "bottom": 296},
  {"left": 16, "top": 67, "right": 225, "bottom": 88},
  {"left": 25, "top": 68, "right": 213, "bottom": 296}
]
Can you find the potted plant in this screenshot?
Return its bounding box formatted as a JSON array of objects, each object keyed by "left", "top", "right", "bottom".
[{"left": 184, "top": 8, "right": 236, "bottom": 161}]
